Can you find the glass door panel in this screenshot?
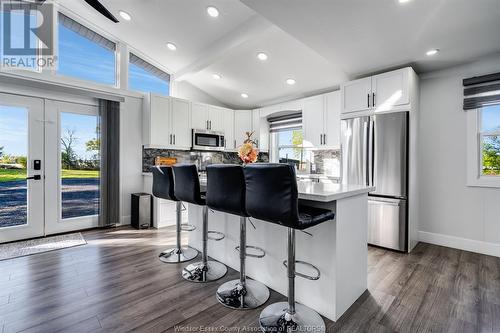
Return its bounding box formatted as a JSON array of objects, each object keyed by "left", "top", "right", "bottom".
[{"left": 0, "top": 93, "right": 44, "bottom": 243}]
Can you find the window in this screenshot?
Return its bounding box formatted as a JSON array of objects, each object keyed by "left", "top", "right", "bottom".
[
  {"left": 467, "top": 104, "right": 500, "bottom": 187},
  {"left": 57, "top": 13, "right": 116, "bottom": 86},
  {"left": 128, "top": 53, "right": 170, "bottom": 95}
]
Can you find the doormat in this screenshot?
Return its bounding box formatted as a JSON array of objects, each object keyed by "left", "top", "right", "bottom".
[{"left": 0, "top": 233, "right": 87, "bottom": 261}]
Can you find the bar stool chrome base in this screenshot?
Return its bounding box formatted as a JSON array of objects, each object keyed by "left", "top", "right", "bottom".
[
  {"left": 259, "top": 302, "right": 325, "bottom": 333},
  {"left": 216, "top": 279, "right": 270, "bottom": 309},
  {"left": 182, "top": 260, "right": 227, "bottom": 282},
  {"left": 159, "top": 246, "right": 198, "bottom": 263}
]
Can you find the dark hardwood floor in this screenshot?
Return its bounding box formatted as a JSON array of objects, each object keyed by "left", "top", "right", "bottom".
[{"left": 0, "top": 226, "right": 499, "bottom": 333}]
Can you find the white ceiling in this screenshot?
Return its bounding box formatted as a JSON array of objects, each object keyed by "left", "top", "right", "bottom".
[{"left": 56, "top": 0, "right": 500, "bottom": 109}]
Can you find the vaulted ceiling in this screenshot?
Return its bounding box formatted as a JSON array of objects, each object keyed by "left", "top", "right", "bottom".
[{"left": 56, "top": 0, "right": 500, "bottom": 109}]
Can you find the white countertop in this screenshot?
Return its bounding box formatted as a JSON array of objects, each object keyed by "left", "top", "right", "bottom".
[{"left": 297, "top": 182, "right": 374, "bottom": 202}]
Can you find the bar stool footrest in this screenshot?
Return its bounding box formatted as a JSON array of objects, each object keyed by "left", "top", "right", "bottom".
[
  {"left": 207, "top": 231, "right": 225, "bottom": 241},
  {"left": 235, "top": 245, "right": 266, "bottom": 258},
  {"left": 180, "top": 223, "right": 196, "bottom": 232},
  {"left": 283, "top": 260, "right": 321, "bottom": 280}
]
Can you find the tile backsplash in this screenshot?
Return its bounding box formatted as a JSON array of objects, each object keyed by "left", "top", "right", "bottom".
[
  {"left": 310, "top": 149, "right": 341, "bottom": 177},
  {"left": 143, "top": 148, "right": 269, "bottom": 172}
]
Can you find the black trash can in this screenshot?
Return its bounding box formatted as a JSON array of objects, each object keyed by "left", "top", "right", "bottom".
[{"left": 131, "top": 193, "right": 153, "bottom": 229}]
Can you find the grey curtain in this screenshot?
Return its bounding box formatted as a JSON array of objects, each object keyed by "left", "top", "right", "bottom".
[{"left": 99, "top": 100, "right": 120, "bottom": 227}]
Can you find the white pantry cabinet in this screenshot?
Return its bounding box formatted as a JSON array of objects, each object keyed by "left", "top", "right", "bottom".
[
  {"left": 143, "top": 94, "right": 191, "bottom": 150},
  {"left": 302, "top": 91, "right": 341, "bottom": 149},
  {"left": 341, "top": 67, "right": 415, "bottom": 114}
]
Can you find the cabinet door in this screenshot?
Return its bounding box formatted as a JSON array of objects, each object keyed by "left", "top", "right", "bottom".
[
  {"left": 341, "top": 77, "right": 372, "bottom": 113},
  {"left": 302, "top": 95, "right": 324, "bottom": 147},
  {"left": 252, "top": 109, "right": 269, "bottom": 152},
  {"left": 324, "top": 91, "right": 341, "bottom": 148},
  {"left": 372, "top": 68, "right": 410, "bottom": 111},
  {"left": 234, "top": 110, "right": 252, "bottom": 148},
  {"left": 223, "top": 109, "right": 235, "bottom": 150},
  {"left": 149, "top": 95, "right": 171, "bottom": 146},
  {"left": 170, "top": 98, "right": 191, "bottom": 149},
  {"left": 208, "top": 106, "right": 225, "bottom": 132},
  {"left": 191, "top": 102, "right": 209, "bottom": 130},
  {"left": 252, "top": 109, "right": 260, "bottom": 148}
]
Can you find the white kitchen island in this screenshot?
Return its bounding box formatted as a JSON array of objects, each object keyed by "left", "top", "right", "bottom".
[{"left": 187, "top": 181, "right": 374, "bottom": 322}]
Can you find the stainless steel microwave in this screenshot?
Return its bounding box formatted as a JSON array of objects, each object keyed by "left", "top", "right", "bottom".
[{"left": 192, "top": 129, "right": 225, "bottom": 151}]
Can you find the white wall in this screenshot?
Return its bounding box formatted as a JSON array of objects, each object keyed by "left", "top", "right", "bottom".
[
  {"left": 418, "top": 54, "right": 500, "bottom": 256},
  {"left": 171, "top": 81, "right": 228, "bottom": 107}
]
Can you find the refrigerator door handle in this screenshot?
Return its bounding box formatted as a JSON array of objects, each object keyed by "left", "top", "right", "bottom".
[
  {"left": 363, "top": 119, "right": 369, "bottom": 186},
  {"left": 368, "top": 118, "right": 375, "bottom": 187}
]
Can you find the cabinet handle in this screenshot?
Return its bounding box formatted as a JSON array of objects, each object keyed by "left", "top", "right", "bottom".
[
  {"left": 234, "top": 140, "right": 236, "bottom": 148},
  {"left": 210, "top": 121, "right": 212, "bottom": 130},
  {"left": 173, "top": 134, "right": 176, "bottom": 145},
  {"left": 206, "top": 120, "right": 209, "bottom": 130},
  {"left": 372, "top": 93, "right": 375, "bottom": 107},
  {"left": 323, "top": 134, "right": 326, "bottom": 145},
  {"left": 320, "top": 134, "right": 322, "bottom": 145},
  {"left": 367, "top": 94, "right": 370, "bottom": 108},
  {"left": 169, "top": 134, "right": 172, "bottom": 145}
]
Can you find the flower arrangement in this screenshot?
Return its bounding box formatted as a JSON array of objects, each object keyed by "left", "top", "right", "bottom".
[{"left": 238, "top": 131, "right": 259, "bottom": 164}]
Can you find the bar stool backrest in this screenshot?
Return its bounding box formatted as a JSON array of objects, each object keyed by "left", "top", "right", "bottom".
[
  {"left": 244, "top": 163, "right": 299, "bottom": 228},
  {"left": 172, "top": 164, "right": 204, "bottom": 205},
  {"left": 206, "top": 164, "right": 248, "bottom": 217},
  {"left": 152, "top": 166, "right": 177, "bottom": 201}
]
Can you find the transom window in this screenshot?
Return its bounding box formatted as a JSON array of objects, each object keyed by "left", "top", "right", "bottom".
[
  {"left": 128, "top": 53, "right": 170, "bottom": 95},
  {"left": 57, "top": 13, "right": 117, "bottom": 86}
]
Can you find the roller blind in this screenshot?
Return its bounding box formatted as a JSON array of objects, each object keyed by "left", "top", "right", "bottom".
[
  {"left": 129, "top": 53, "right": 171, "bottom": 82},
  {"left": 58, "top": 13, "right": 115, "bottom": 52},
  {"left": 268, "top": 112, "right": 302, "bottom": 132},
  {"left": 463, "top": 72, "right": 500, "bottom": 110}
]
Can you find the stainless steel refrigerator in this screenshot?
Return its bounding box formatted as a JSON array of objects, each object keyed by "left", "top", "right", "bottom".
[{"left": 341, "top": 112, "right": 408, "bottom": 251}]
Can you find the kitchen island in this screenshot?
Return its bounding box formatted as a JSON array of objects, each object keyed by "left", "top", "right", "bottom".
[{"left": 188, "top": 181, "right": 374, "bottom": 322}]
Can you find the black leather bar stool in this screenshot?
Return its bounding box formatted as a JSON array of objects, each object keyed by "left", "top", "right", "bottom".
[
  {"left": 244, "top": 163, "right": 335, "bottom": 333},
  {"left": 206, "top": 164, "right": 270, "bottom": 309},
  {"left": 173, "top": 164, "right": 227, "bottom": 283},
  {"left": 152, "top": 166, "right": 198, "bottom": 263}
]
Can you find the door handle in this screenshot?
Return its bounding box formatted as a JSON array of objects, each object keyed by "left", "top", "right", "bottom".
[{"left": 26, "top": 175, "right": 41, "bottom": 180}]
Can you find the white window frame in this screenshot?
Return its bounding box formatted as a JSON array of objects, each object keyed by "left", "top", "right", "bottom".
[{"left": 466, "top": 107, "right": 500, "bottom": 188}]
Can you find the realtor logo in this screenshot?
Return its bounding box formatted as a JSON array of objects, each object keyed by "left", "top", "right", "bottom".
[{"left": 1, "top": 0, "right": 56, "bottom": 70}]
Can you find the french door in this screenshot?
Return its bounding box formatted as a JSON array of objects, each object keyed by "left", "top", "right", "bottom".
[{"left": 0, "top": 93, "right": 100, "bottom": 243}]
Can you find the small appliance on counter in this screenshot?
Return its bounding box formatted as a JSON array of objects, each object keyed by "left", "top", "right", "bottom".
[
  {"left": 192, "top": 129, "right": 225, "bottom": 151},
  {"left": 154, "top": 156, "right": 177, "bottom": 166}
]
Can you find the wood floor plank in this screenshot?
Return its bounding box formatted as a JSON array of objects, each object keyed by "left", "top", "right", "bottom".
[{"left": 1, "top": 226, "right": 499, "bottom": 333}]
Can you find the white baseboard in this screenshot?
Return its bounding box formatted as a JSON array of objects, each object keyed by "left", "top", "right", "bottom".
[{"left": 419, "top": 231, "right": 500, "bottom": 257}]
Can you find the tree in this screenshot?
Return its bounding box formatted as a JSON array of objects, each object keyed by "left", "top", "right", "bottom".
[
  {"left": 291, "top": 130, "right": 304, "bottom": 161},
  {"left": 0, "top": 146, "right": 3, "bottom": 158},
  {"left": 482, "top": 135, "right": 500, "bottom": 175},
  {"left": 61, "top": 129, "right": 78, "bottom": 169}
]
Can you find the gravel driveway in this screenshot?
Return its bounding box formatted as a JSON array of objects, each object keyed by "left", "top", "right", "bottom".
[{"left": 0, "top": 178, "right": 99, "bottom": 228}]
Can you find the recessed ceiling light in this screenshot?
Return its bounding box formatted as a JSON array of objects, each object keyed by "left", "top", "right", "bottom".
[
  {"left": 166, "top": 42, "right": 177, "bottom": 51},
  {"left": 119, "top": 10, "right": 131, "bottom": 21},
  {"left": 257, "top": 52, "right": 268, "bottom": 61},
  {"left": 286, "top": 78, "right": 296, "bottom": 85},
  {"left": 212, "top": 73, "right": 221, "bottom": 80},
  {"left": 241, "top": 93, "right": 249, "bottom": 99},
  {"left": 426, "top": 49, "right": 439, "bottom": 56},
  {"left": 207, "top": 6, "right": 219, "bottom": 18},
  {"left": 398, "top": 0, "right": 412, "bottom": 3}
]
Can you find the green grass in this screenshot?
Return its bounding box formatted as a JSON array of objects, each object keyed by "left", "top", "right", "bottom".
[{"left": 0, "top": 169, "right": 99, "bottom": 183}]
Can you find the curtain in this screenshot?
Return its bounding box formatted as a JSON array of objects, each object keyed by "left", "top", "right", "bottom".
[
  {"left": 99, "top": 100, "right": 120, "bottom": 227},
  {"left": 463, "top": 72, "right": 500, "bottom": 110}
]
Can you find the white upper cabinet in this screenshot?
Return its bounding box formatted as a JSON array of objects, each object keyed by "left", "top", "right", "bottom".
[
  {"left": 208, "top": 106, "right": 225, "bottom": 132},
  {"left": 170, "top": 97, "right": 191, "bottom": 149},
  {"left": 143, "top": 94, "right": 191, "bottom": 150},
  {"left": 191, "top": 102, "right": 209, "bottom": 130},
  {"left": 234, "top": 110, "right": 252, "bottom": 148},
  {"left": 341, "top": 67, "right": 416, "bottom": 114},
  {"left": 341, "top": 77, "right": 372, "bottom": 113},
  {"left": 302, "top": 95, "right": 325, "bottom": 147},
  {"left": 252, "top": 109, "right": 269, "bottom": 152},
  {"left": 324, "top": 91, "right": 341, "bottom": 148},
  {"left": 371, "top": 68, "right": 410, "bottom": 111},
  {"left": 302, "top": 91, "right": 341, "bottom": 149},
  {"left": 222, "top": 109, "right": 235, "bottom": 150}
]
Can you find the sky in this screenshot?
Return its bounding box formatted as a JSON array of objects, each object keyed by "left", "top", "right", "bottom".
[{"left": 481, "top": 104, "right": 500, "bottom": 132}]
